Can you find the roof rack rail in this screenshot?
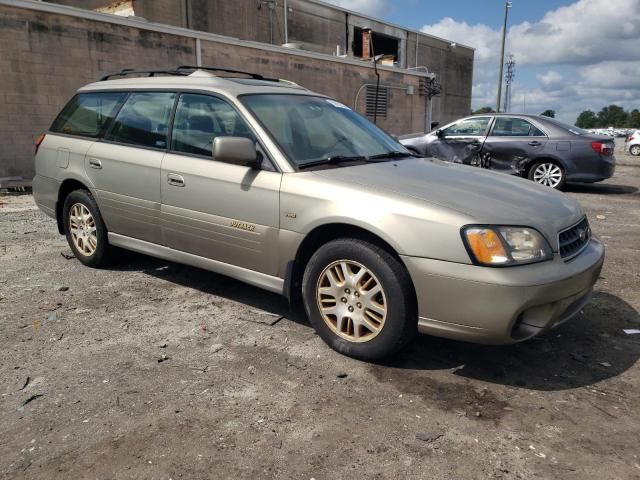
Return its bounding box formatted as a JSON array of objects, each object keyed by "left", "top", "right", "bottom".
[
  {"left": 100, "top": 68, "right": 189, "bottom": 81},
  {"left": 175, "top": 65, "right": 280, "bottom": 82}
]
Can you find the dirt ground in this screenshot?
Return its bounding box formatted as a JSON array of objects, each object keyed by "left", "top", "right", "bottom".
[{"left": 1, "top": 140, "right": 639, "bottom": 480}]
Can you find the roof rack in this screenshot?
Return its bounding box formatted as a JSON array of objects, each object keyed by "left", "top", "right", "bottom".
[
  {"left": 99, "top": 68, "right": 189, "bottom": 81},
  {"left": 174, "top": 65, "right": 280, "bottom": 82},
  {"left": 99, "top": 65, "right": 290, "bottom": 84}
]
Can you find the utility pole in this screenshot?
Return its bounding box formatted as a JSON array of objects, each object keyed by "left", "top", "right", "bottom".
[
  {"left": 496, "top": 1, "right": 512, "bottom": 113},
  {"left": 504, "top": 55, "right": 515, "bottom": 112}
]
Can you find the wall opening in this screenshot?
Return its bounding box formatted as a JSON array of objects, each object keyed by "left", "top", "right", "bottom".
[{"left": 353, "top": 27, "right": 399, "bottom": 63}]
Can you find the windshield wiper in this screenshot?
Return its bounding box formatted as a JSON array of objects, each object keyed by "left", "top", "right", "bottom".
[
  {"left": 367, "top": 151, "right": 414, "bottom": 161},
  {"left": 298, "top": 155, "right": 367, "bottom": 169}
]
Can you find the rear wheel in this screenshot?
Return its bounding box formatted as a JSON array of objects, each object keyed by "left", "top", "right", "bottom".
[
  {"left": 63, "top": 189, "right": 114, "bottom": 267},
  {"left": 302, "top": 238, "right": 416, "bottom": 361},
  {"left": 528, "top": 161, "right": 566, "bottom": 189},
  {"left": 630, "top": 145, "right": 640, "bottom": 156}
]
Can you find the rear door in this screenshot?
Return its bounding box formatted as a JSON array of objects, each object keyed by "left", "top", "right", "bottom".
[
  {"left": 482, "top": 117, "right": 548, "bottom": 175},
  {"left": 430, "top": 117, "right": 492, "bottom": 165},
  {"left": 85, "top": 91, "right": 176, "bottom": 243}
]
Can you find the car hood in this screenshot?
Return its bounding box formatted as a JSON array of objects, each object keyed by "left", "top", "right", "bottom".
[{"left": 312, "top": 158, "right": 584, "bottom": 247}]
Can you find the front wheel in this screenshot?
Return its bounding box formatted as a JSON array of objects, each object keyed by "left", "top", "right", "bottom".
[
  {"left": 302, "top": 238, "right": 417, "bottom": 361},
  {"left": 528, "top": 161, "right": 566, "bottom": 190}
]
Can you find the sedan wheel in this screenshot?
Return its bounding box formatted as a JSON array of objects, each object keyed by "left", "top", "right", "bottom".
[
  {"left": 530, "top": 162, "right": 565, "bottom": 189},
  {"left": 630, "top": 145, "right": 640, "bottom": 156}
]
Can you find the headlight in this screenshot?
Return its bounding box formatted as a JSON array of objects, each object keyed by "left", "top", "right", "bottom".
[{"left": 462, "top": 226, "right": 553, "bottom": 266}]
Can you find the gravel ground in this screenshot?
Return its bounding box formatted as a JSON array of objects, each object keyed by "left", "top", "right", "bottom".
[{"left": 1, "top": 141, "right": 639, "bottom": 479}]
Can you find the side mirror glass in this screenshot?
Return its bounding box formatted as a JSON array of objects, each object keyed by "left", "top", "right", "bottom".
[{"left": 212, "top": 137, "right": 259, "bottom": 168}]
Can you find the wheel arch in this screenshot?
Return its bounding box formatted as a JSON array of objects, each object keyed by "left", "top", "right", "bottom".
[
  {"left": 56, "top": 179, "right": 92, "bottom": 234},
  {"left": 284, "top": 222, "right": 416, "bottom": 307}
]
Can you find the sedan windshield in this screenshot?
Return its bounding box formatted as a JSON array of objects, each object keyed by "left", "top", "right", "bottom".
[{"left": 241, "top": 94, "right": 410, "bottom": 168}]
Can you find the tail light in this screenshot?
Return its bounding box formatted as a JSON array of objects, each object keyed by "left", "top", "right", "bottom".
[
  {"left": 591, "top": 141, "right": 613, "bottom": 156},
  {"left": 34, "top": 134, "right": 46, "bottom": 155}
]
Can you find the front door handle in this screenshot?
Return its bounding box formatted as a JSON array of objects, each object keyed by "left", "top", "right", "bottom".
[
  {"left": 88, "top": 158, "right": 102, "bottom": 169},
  {"left": 167, "top": 173, "right": 185, "bottom": 187},
  {"left": 528, "top": 141, "right": 542, "bottom": 146}
]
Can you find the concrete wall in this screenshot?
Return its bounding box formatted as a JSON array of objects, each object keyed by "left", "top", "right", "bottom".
[
  {"left": 0, "top": 2, "right": 426, "bottom": 179},
  {"left": 47, "top": 0, "right": 474, "bottom": 126}
]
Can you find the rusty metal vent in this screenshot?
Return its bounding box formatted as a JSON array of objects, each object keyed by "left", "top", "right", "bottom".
[
  {"left": 559, "top": 217, "right": 591, "bottom": 261},
  {"left": 365, "top": 85, "right": 389, "bottom": 118}
]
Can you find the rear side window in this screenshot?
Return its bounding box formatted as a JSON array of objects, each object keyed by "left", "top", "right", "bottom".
[
  {"left": 171, "top": 93, "right": 255, "bottom": 157},
  {"left": 50, "top": 92, "right": 126, "bottom": 138},
  {"left": 491, "top": 117, "right": 545, "bottom": 137},
  {"left": 106, "top": 92, "right": 176, "bottom": 149}
]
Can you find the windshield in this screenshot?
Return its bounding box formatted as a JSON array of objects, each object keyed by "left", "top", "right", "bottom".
[
  {"left": 241, "top": 94, "right": 409, "bottom": 168},
  {"left": 543, "top": 117, "right": 589, "bottom": 136}
]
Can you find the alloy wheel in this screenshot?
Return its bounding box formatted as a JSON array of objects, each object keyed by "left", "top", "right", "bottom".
[
  {"left": 316, "top": 260, "right": 387, "bottom": 343},
  {"left": 631, "top": 145, "right": 640, "bottom": 156},
  {"left": 69, "top": 203, "right": 98, "bottom": 256},
  {"left": 533, "top": 163, "right": 563, "bottom": 188}
]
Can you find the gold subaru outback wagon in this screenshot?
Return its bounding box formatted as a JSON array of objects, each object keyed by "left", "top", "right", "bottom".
[{"left": 33, "top": 67, "right": 604, "bottom": 360}]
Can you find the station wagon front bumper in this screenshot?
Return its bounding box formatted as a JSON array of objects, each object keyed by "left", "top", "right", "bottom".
[{"left": 401, "top": 238, "right": 605, "bottom": 344}]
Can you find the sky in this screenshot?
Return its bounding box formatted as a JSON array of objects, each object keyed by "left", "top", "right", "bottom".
[{"left": 323, "top": 0, "right": 640, "bottom": 124}]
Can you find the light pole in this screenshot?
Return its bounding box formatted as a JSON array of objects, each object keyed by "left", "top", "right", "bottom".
[{"left": 496, "top": 1, "right": 512, "bottom": 113}]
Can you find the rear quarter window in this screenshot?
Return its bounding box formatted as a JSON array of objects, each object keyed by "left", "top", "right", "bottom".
[{"left": 50, "top": 92, "right": 127, "bottom": 138}]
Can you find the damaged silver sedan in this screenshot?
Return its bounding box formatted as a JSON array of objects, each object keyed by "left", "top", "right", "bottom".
[{"left": 400, "top": 114, "right": 616, "bottom": 190}]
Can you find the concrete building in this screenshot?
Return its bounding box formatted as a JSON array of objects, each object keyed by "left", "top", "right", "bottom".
[{"left": 0, "top": 0, "right": 474, "bottom": 183}]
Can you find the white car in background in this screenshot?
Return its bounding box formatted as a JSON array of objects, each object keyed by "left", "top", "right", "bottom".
[{"left": 626, "top": 130, "right": 640, "bottom": 156}]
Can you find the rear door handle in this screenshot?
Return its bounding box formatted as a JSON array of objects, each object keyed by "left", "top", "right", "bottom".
[
  {"left": 88, "top": 158, "right": 102, "bottom": 169},
  {"left": 167, "top": 173, "right": 185, "bottom": 187},
  {"left": 528, "top": 141, "right": 542, "bottom": 146}
]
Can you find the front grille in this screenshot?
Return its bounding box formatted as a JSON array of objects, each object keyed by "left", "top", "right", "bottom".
[{"left": 558, "top": 217, "right": 591, "bottom": 261}]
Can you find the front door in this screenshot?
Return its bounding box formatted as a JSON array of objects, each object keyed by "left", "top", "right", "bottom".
[
  {"left": 160, "top": 93, "right": 282, "bottom": 276},
  {"left": 85, "top": 91, "right": 176, "bottom": 243},
  {"left": 482, "top": 116, "right": 549, "bottom": 175},
  {"left": 431, "top": 116, "right": 492, "bottom": 166}
]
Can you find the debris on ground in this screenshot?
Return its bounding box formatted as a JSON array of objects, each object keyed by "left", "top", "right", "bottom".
[
  {"left": 416, "top": 432, "right": 444, "bottom": 443},
  {"left": 157, "top": 354, "right": 169, "bottom": 363},
  {"left": 210, "top": 344, "right": 224, "bottom": 354},
  {"left": 57, "top": 286, "right": 69, "bottom": 292},
  {"left": 336, "top": 373, "right": 348, "bottom": 378},
  {"left": 19, "top": 376, "right": 30, "bottom": 391},
  {"left": 60, "top": 251, "right": 75, "bottom": 260},
  {"left": 39, "top": 303, "right": 62, "bottom": 312},
  {"left": 623, "top": 329, "right": 640, "bottom": 335},
  {"left": 21, "top": 394, "right": 44, "bottom": 407}
]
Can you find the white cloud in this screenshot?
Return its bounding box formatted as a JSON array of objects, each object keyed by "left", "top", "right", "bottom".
[
  {"left": 420, "top": 0, "right": 640, "bottom": 122},
  {"left": 321, "top": 0, "right": 390, "bottom": 17},
  {"left": 537, "top": 71, "right": 563, "bottom": 89}
]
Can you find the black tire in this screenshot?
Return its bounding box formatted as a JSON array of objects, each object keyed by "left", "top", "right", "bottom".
[
  {"left": 528, "top": 160, "right": 566, "bottom": 190},
  {"left": 302, "top": 238, "right": 417, "bottom": 361},
  {"left": 62, "top": 189, "right": 114, "bottom": 268},
  {"left": 630, "top": 144, "right": 640, "bottom": 156}
]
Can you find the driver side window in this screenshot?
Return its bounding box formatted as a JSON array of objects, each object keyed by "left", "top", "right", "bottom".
[
  {"left": 171, "top": 93, "right": 255, "bottom": 157},
  {"left": 443, "top": 117, "right": 491, "bottom": 137}
]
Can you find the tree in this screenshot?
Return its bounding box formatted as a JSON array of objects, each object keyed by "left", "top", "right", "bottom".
[
  {"left": 540, "top": 109, "right": 555, "bottom": 118},
  {"left": 626, "top": 109, "right": 640, "bottom": 129},
  {"left": 472, "top": 106, "right": 495, "bottom": 114},
  {"left": 576, "top": 110, "right": 598, "bottom": 129},
  {"left": 597, "top": 105, "right": 628, "bottom": 127}
]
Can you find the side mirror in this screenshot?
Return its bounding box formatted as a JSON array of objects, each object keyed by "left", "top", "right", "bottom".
[
  {"left": 435, "top": 129, "right": 444, "bottom": 137},
  {"left": 212, "top": 137, "right": 259, "bottom": 168}
]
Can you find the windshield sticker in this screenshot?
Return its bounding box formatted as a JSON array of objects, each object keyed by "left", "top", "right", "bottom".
[{"left": 326, "top": 99, "right": 351, "bottom": 110}]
